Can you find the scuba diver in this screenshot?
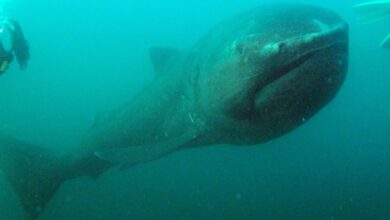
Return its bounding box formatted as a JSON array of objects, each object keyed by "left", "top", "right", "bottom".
[
  {"left": 0, "top": 17, "right": 29, "bottom": 74},
  {"left": 353, "top": 0, "right": 390, "bottom": 49}
]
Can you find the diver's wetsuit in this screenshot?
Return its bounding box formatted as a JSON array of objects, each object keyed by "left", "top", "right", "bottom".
[{"left": 0, "top": 19, "right": 29, "bottom": 75}]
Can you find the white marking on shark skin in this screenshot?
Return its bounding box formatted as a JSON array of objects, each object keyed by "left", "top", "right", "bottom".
[
  {"left": 260, "top": 22, "right": 347, "bottom": 57},
  {"left": 261, "top": 43, "right": 280, "bottom": 56},
  {"left": 312, "top": 19, "right": 330, "bottom": 32},
  {"left": 188, "top": 113, "right": 195, "bottom": 123}
]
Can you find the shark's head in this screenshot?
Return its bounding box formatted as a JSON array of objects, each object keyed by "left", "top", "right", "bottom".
[{"left": 192, "top": 5, "right": 349, "bottom": 145}]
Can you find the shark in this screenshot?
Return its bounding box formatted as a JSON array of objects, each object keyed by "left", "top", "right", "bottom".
[{"left": 0, "top": 4, "right": 349, "bottom": 219}]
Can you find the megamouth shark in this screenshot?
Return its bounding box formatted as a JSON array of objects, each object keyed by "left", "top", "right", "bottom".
[{"left": 0, "top": 4, "right": 349, "bottom": 219}]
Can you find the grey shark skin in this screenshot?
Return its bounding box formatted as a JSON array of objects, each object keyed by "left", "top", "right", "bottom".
[{"left": 0, "top": 4, "right": 348, "bottom": 219}]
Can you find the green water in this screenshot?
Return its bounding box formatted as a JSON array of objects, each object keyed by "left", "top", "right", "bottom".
[{"left": 0, "top": 0, "right": 389, "bottom": 219}]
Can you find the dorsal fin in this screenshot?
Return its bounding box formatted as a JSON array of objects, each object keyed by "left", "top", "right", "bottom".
[{"left": 149, "top": 47, "right": 180, "bottom": 74}]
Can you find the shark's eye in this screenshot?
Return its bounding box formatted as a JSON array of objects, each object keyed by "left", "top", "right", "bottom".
[{"left": 278, "top": 42, "right": 287, "bottom": 52}]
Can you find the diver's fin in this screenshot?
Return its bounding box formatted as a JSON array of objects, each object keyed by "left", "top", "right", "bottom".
[
  {"left": 0, "top": 133, "right": 65, "bottom": 219},
  {"left": 95, "top": 131, "right": 197, "bottom": 168},
  {"left": 149, "top": 47, "right": 181, "bottom": 74},
  {"left": 353, "top": 0, "right": 390, "bottom": 23},
  {"left": 380, "top": 32, "right": 390, "bottom": 48}
]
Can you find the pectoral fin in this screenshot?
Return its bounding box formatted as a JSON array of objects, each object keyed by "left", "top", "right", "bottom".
[
  {"left": 94, "top": 131, "right": 197, "bottom": 168},
  {"left": 380, "top": 33, "right": 390, "bottom": 49}
]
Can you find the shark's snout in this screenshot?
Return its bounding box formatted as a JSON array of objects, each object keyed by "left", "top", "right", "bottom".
[{"left": 257, "top": 22, "right": 348, "bottom": 89}]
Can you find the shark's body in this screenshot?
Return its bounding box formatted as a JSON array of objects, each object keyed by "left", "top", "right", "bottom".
[{"left": 0, "top": 4, "right": 349, "bottom": 219}]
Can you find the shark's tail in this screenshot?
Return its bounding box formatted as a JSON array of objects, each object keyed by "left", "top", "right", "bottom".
[
  {"left": 0, "top": 133, "right": 111, "bottom": 219},
  {"left": 0, "top": 133, "right": 67, "bottom": 219}
]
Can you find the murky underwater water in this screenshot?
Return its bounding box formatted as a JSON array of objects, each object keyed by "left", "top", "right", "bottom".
[{"left": 0, "top": 0, "right": 389, "bottom": 219}]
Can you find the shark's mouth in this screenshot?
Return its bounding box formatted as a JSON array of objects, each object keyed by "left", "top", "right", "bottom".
[
  {"left": 260, "top": 49, "right": 318, "bottom": 90},
  {"left": 252, "top": 51, "right": 318, "bottom": 112},
  {"left": 252, "top": 22, "right": 348, "bottom": 112}
]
